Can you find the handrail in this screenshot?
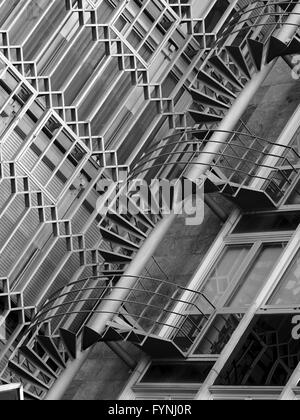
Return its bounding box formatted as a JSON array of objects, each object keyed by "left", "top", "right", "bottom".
[
  {"left": 134, "top": 129, "right": 300, "bottom": 157},
  {"left": 216, "top": 1, "right": 300, "bottom": 43}
]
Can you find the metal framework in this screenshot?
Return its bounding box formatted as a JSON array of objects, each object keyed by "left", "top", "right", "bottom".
[{"left": 1, "top": 0, "right": 300, "bottom": 400}]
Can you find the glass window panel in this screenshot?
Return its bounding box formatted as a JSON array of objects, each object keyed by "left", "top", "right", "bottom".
[
  {"left": 227, "top": 244, "right": 285, "bottom": 307},
  {"left": 140, "top": 362, "right": 214, "bottom": 384},
  {"left": 194, "top": 314, "right": 244, "bottom": 355},
  {"left": 269, "top": 249, "right": 300, "bottom": 306},
  {"left": 199, "top": 246, "right": 251, "bottom": 308},
  {"left": 233, "top": 212, "right": 300, "bottom": 234},
  {"left": 286, "top": 179, "right": 300, "bottom": 205}
]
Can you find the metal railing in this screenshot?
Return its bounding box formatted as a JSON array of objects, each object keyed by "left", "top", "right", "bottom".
[{"left": 130, "top": 129, "right": 300, "bottom": 204}]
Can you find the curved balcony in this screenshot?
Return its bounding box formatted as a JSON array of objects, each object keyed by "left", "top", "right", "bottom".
[
  {"left": 4, "top": 273, "right": 215, "bottom": 397},
  {"left": 131, "top": 129, "right": 300, "bottom": 210}
]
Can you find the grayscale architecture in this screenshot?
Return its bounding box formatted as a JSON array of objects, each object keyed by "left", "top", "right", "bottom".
[{"left": 1, "top": 0, "right": 300, "bottom": 401}]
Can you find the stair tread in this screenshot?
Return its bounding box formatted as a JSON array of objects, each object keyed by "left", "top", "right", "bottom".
[
  {"left": 189, "top": 109, "right": 223, "bottom": 124},
  {"left": 82, "top": 326, "right": 102, "bottom": 351},
  {"left": 247, "top": 39, "right": 264, "bottom": 71},
  {"left": 140, "top": 335, "right": 185, "bottom": 358},
  {"left": 283, "top": 37, "right": 300, "bottom": 55},
  {"left": 266, "top": 36, "right": 287, "bottom": 63},
  {"left": 36, "top": 335, "right": 66, "bottom": 369},
  {"left": 106, "top": 212, "right": 147, "bottom": 239},
  {"left": 197, "top": 69, "right": 237, "bottom": 99},
  {"left": 8, "top": 360, "right": 49, "bottom": 391},
  {"left": 98, "top": 249, "right": 133, "bottom": 263},
  {"left": 208, "top": 55, "right": 244, "bottom": 89},
  {"left": 190, "top": 88, "right": 230, "bottom": 110},
  {"left": 59, "top": 328, "right": 77, "bottom": 359},
  {"left": 127, "top": 197, "right": 156, "bottom": 228},
  {"left": 225, "top": 45, "right": 251, "bottom": 79},
  {"left": 19, "top": 345, "right": 58, "bottom": 379},
  {"left": 100, "top": 226, "right": 139, "bottom": 251}
]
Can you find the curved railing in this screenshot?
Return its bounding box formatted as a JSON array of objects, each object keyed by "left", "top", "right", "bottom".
[
  {"left": 27, "top": 274, "right": 214, "bottom": 341},
  {"left": 130, "top": 129, "right": 300, "bottom": 204},
  {"left": 217, "top": 1, "right": 300, "bottom": 44}
]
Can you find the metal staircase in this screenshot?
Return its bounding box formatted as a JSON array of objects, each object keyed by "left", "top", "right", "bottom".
[
  {"left": 131, "top": 128, "right": 300, "bottom": 210},
  {"left": 2, "top": 0, "right": 300, "bottom": 399},
  {"left": 3, "top": 272, "right": 213, "bottom": 398}
]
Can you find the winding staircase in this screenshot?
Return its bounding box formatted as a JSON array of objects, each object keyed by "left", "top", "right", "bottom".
[{"left": 2, "top": 1, "right": 300, "bottom": 399}]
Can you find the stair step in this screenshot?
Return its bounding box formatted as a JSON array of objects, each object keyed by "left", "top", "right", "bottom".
[
  {"left": 100, "top": 227, "right": 139, "bottom": 251},
  {"left": 229, "top": 187, "right": 277, "bottom": 210},
  {"left": 19, "top": 346, "right": 58, "bottom": 379},
  {"left": 126, "top": 330, "right": 146, "bottom": 344},
  {"left": 7, "top": 360, "right": 49, "bottom": 391},
  {"left": 189, "top": 110, "right": 223, "bottom": 124},
  {"left": 127, "top": 197, "right": 156, "bottom": 228},
  {"left": 247, "top": 39, "right": 264, "bottom": 71},
  {"left": 189, "top": 88, "right": 230, "bottom": 110},
  {"left": 140, "top": 336, "right": 185, "bottom": 359},
  {"left": 100, "top": 327, "right": 127, "bottom": 342},
  {"left": 278, "top": 1, "right": 294, "bottom": 12},
  {"left": 208, "top": 55, "right": 244, "bottom": 89},
  {"left": 98, "top": 249, "right": 133, "bottom": 264},
  {"left": 106, "top": 212, "right": 147, "bottom": 240},
  {"left": 197, "top": 69, "right": 237, "bottom": 99},
  {"left": 82, "top": 326, "right": 102, "bottom": 351},
  {"left": 283, "top": 38, "right": 300, "bottom": 55},
  {"left": 36, "top": 335, "right": 66, "bottom": 369},
  {"left": 225, "top": 45, "right": 251, "bottom": 79},
  {"left": 100, "top": 270, "right": 124, "bottom": 280},
  {"left": 59, "top": 329, "right": 77, "bottom": 359},
  {"left": 266, "top": 36, "right": 287, "bottom": 63}
]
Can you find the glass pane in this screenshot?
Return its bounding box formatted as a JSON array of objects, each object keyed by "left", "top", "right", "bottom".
[
  {"left": 216, "top": 314, "right": 298, "bottom": 387},
  {"left": 228, "top": 244, "right": 285, "bottom": 307},
  {"left": 194, "top": 314, "right": 244, "bottom": 355},
  {"left": 199, "top": 246, "right": 251, "bottom": 308},
  {"left": 286, "top": 179, "right": 300, "bottom": 205},
  {"left": 233, "top": 212, "right": 300, "bottom": 234},
  {"left": 269, "top": 249, "right": 300, "bottom": 306},
  {"left": 140, "top": 362, "right": 214, "bottom": 384}
]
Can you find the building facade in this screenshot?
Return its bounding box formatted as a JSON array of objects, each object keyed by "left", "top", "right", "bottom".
[{"left": 1, "top": 0, "right": 300, "bottom": 400}]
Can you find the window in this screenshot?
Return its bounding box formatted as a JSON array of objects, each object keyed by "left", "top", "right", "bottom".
[
  {"left": 199, "top": 246, "right": 251, "bottom": 309},
  {"left": 233, "top": 211, "right": 300, "bottom": 234},
  {"left": 268, "top": 249, "right": 300, "bottom": 306},
  {"left": 215, "top": 314, "right": 299, "bottom": 387},
  {"left": 194, "top": 314, "right": 244, "bottom": 355},
  {"left": 140, "top": 361, "right": 214, "bottom": 384},
  {"left": 227, "top": 244, "right": 286, "bottom": 307}
]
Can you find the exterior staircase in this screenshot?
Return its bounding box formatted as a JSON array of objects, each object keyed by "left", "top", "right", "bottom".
[{"left": 3, "top": 1, "right": 300, "bottom": 398}]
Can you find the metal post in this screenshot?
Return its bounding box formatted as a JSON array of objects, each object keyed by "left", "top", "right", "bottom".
[{"left": 45, "top": 3, "right": 300, "bottom": 400}]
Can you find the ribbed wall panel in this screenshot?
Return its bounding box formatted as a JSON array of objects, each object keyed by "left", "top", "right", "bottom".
[
  {"left": 2, "top": 130, "right": 24, "bottom": 161},
  {"left": 0, "top": 226, "right": 29, "bottom": 279},
  {"left": 0, "top": 180, "right": 12, "bottom": 210},
  {"left": 23, "top": 238, "right": 68, "bottom": 306},
  {"left": 71, "top": 205, "right": 91, "bottom": 234},
  {"left": 0, "top": 195, "right": 25, "bottom": 248}
]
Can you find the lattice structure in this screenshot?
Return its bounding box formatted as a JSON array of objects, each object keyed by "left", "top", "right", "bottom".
[{"left": 0, "top": 0, "right": 300, "bottom": 400}]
